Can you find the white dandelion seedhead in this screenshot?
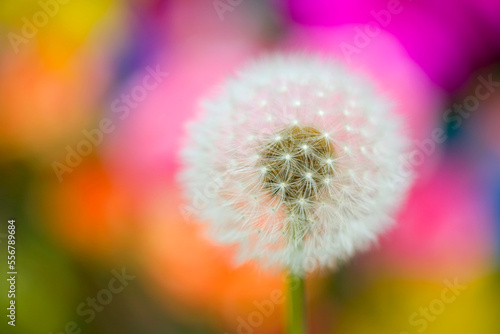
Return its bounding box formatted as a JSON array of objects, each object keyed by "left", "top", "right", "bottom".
[{"left": 180, "top": 54, "right": 411, "bottom": 275}]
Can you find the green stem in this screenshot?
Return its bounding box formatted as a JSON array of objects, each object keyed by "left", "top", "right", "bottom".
[{"left": 287, "top": 271, "right": 306, "bottom": 334}]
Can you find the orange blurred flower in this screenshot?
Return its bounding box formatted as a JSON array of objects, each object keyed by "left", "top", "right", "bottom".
[
  {"left": 137, "top": 183, "right": 324, "bottom": 333},
  {"left": 39, "top": 157, "right": 135, "bottom": 261}
]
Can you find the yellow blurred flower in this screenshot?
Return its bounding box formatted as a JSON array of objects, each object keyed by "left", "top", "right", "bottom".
[
  {"left": 0, "top": 0, "right": 127, "bottom": 157},
  {"left": 335, "top": 275, "right": 500, "bottom": 334}
]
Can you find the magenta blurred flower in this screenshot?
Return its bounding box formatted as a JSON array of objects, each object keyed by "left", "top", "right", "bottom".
[{"left": 282, "top": 0, "right": 500, "bottom": 91}]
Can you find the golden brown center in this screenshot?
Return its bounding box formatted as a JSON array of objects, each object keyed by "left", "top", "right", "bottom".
[{"left": 258, "top": 126, "right": 336, "bottom": 205}]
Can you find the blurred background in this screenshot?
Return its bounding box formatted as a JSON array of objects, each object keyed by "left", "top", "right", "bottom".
[{"left": 1, "top": 0, "right": 500, "bottom": 333}]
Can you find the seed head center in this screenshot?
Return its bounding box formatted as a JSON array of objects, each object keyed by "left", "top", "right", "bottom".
[{"left": 258, "top": 125, "right": 336, "bottom": 203}]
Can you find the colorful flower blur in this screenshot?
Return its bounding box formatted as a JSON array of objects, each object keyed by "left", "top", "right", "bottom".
[{"left": 0, "top": 1, "right": 499, "bottom": 333}]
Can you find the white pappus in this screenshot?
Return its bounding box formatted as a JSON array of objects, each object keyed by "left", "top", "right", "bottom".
[{"left": 179, "top": 54, "right": 412, "bottom": 275}]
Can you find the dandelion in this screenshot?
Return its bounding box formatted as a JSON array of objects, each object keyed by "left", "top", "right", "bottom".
[{"left": 179, "top": 54, "right": 412, "bottom": 333}]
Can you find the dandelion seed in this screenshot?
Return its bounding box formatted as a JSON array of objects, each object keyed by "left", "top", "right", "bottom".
[{"left": 180, "top": 54, "right": 412, "bottom": 275}]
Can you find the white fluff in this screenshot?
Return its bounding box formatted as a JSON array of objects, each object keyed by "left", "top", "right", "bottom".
[{"left": 179, "top": 54, "right": 411, "bottom": 275}]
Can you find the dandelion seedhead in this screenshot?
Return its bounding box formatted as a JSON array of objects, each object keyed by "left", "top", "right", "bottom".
[
  {"left": 180, "top": 55, "right": 411, "bottom": 275},
  {"left": 259, "top": 125, "right": 335, "bottom": 203}
]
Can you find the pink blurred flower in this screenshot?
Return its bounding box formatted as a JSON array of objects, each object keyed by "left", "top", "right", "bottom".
[
  {"left": 375, "top": 156, "right": 496, "bottom": 279},
  {"left": 104, "top": 0, "right": 268, "bottom": 196}
]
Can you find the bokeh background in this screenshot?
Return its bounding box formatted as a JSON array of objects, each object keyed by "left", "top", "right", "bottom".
[{"left": 1, "top": 0, "right": 500, "bottom": 333}]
